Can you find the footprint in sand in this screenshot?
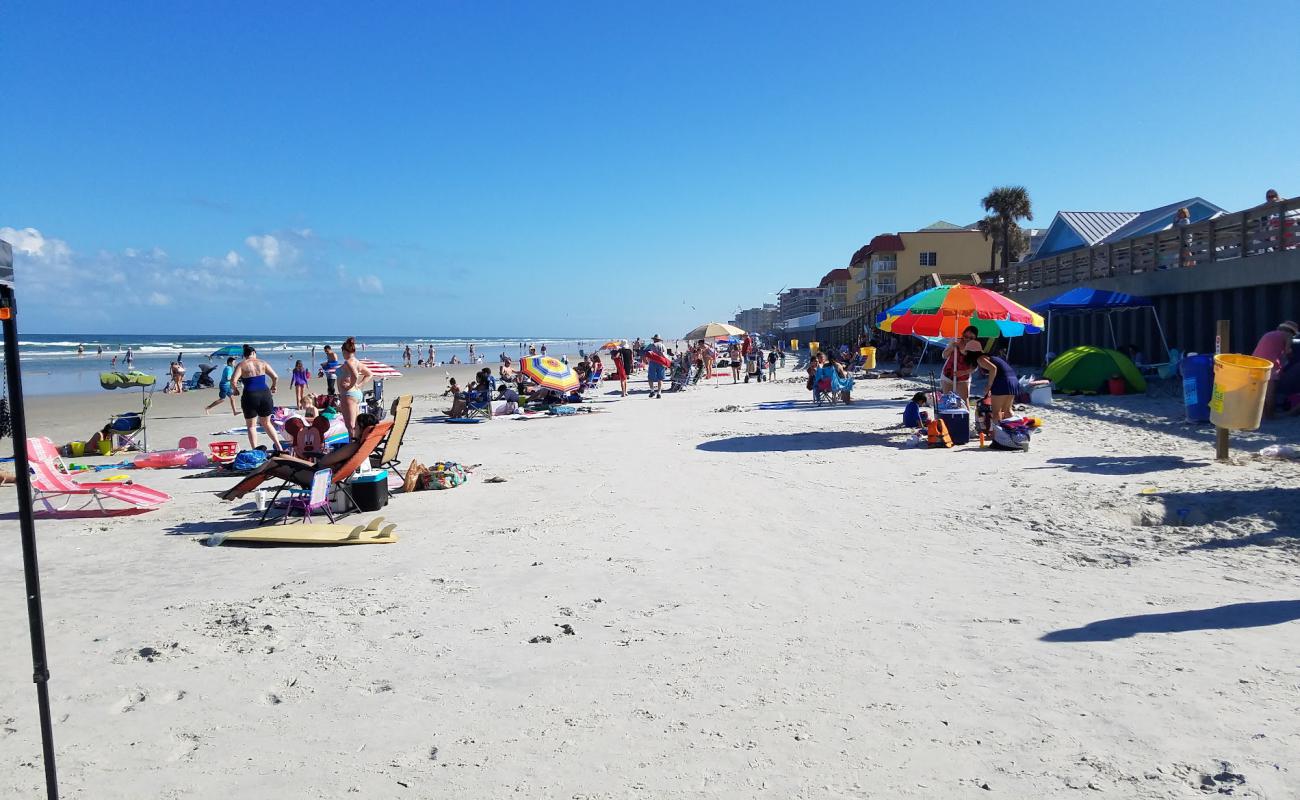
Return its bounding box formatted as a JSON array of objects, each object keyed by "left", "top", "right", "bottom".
[
  {"left": 166, "top": 732, "right": 201, "bottom": 762},
  {"left": 113, "top": 688, "right": 148, "bottom": 713}
]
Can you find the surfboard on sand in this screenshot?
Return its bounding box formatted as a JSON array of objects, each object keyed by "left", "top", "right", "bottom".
[{"left": 207, "top": 517, "right": 397, "bottom": 546}]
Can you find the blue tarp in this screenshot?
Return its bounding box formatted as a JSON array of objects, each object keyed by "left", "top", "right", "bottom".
[{"left": 1030, "top": 287, "right": 1153, "bottom": 314}]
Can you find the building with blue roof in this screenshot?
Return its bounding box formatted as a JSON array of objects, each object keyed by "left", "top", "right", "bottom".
[{"left": 1028, "top": 198, "right": 1226, "bottom": 261}]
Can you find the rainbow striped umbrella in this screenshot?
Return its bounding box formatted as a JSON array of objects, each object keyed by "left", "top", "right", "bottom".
[
  {"left": 876, "top": 284, "right": 1044, "bottom": 338},
  {"left": 518, "top": 355, "right": 578, "bottom": 392},
  {"left": 596, "top": 340, "right": 623, "bottom": 350}
]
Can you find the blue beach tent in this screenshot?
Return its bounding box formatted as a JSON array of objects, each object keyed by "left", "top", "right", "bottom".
[{"left": 1031, "top": 287, "right": 1170, "bottom": 365}]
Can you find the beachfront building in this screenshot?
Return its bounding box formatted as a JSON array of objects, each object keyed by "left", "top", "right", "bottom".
[
  {"left": 848, "top": 221, "right": 988, "bottom": 302},
  {"left": 778, "top": 287, "right": 823, "bottom": 321},
  {"left": 818, "top": 268, "right": 851, "bottom": 319},
  {"left": 734, "top": 304, "right": 779, "bottom": 335},
  {"left": 1029, "top": 197, "right": 1225, "bottom": 261}
]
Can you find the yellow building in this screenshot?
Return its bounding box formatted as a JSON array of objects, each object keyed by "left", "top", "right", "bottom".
[{"left": 848, "top": 222, "right": 989, "bottom": 302}]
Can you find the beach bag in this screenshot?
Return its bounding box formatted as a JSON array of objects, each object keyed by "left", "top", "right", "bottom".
[
  {"left": 991, "top": 418, "right": 1032, "bottom": 452},
  {"left": 926, "top": 418, "right": 953, "bottom": 448},
  {"left": 430, "top": 461, "right": 468, "bottom": 489},
  {"left": 232, "top": 449, "right": 269, "bottom": 471}
]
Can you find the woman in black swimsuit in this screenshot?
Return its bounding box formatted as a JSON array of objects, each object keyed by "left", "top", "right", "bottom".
[{"left": 229, "top": 345, "right": 281, "bottom": 451}]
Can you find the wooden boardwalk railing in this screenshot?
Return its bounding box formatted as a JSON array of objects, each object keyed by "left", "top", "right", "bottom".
[{"left": 1006, "top": 197, "right": 1300, "bottom": 292}]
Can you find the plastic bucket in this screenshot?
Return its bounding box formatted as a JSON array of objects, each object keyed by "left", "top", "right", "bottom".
[
  {"left": 860, "top": 346, "right": 876, "bottom": 369},
  {"left": 1107, "top": 377, "right": 1126, "bottom": 395},
  {"left": 1181, "top": 354, "right": 1213, "bottom": 422},
  {"left": 69, "top": 441, "right": 85, "bottom": 457},
  {"left": 98, "top": 439, "right": 113, "bottom": 456},
  {"left": 1029, "top": 385, "right": 1053, "bottom": 406},
  {"left": 1209, "top": 354, "right": 1273, "bottom": 430}
]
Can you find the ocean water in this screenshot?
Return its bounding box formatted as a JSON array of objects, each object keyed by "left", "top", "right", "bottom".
[{"left": 1, "top": 334, "right": 598, "bottom": 395}]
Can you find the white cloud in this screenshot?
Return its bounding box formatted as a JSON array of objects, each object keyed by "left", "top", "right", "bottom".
[
  {"left": 357, "top": 274, "right": 383, "bottom": 294},
  {"left": 223, "top": 250, "right": 242, "bottom": 268},
  {"left": 0, "top": 226, "right": 72, "bottom": 263},
  {"left": 146, "top": 291, "right": 172, "bottom": 306},
  {"left": 245, "top": 234, "right": 285, "bottom": 268}
]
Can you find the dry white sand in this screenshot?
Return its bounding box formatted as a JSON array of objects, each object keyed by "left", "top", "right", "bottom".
[{"left": 2, "top": 361, "right": 1299, "bottom": 798}]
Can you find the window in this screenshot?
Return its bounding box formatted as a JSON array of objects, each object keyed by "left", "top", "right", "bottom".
[
  {"left": 919, "top": 251, "right": 938, "bottom": 267},
  {"left": 873, "top": 278, "right": 896, "bottom": 297}
]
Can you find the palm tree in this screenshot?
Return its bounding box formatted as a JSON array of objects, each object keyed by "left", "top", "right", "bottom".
[
  {"left": 981, "top": 186, "right": 1033, "bottom": 276},
  {"left": 976, "top": 215, "right": 999, "bottom": 272}
]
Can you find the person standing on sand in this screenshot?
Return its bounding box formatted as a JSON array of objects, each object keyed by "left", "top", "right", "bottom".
[
  {"left": 427, "top": 344, "right": 435, "bottom": 366},
  {"left": 612, "top": 344, "right": 629, "bottom": 396},
  {"left": 1252, "top": 320, "right": 1298, "bottom": 419},
  {"left": 645, "top": 335, "right": 667, "bottom": 399},
  {"left": 403, "top": 345, "right": 412, "bottom": 368},
  {"left": 941, "top": 325, "right": 981, "bottom": 402},
  {"left": 291, "top": 359, "right": 311, "bottom": 409},
  {"left": 205, "top": 357, "right": 238, "bottom": 416},
  {"left": 229, "top": 345, "right": 280, "bottom": 451},
  {"left": 767, "top": 348, "right": 778, "bottom": 380},
  {"left": 319, "top": 345, "right": 340, "bottom": 400},
  {"left": 337, "top": 337, "right": 374, "bottom": 438}
]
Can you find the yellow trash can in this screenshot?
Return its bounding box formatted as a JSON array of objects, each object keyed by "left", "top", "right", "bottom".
[
  {"left": 809, "top": 341, "right": 819, "bottom": 353},
  {"left": 1209, "top": 354, "right": 1273, "bottom": 430},
  {"left": 69, "top": 441, "right": 85, "bottom": 457},
  {"left": 859, "top": 346, "right": 876, "bottom": 369},
  {"left": 789, "top": 339, "right": 799, "bottom": 350}
]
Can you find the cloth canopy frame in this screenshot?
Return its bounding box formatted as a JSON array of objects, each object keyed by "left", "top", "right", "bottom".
[{"left": 1031, "top": 288, "right": 1170, "bottom": 367}]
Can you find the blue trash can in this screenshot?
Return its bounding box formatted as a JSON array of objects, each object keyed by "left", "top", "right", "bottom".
[{"left": 1182, "top": 354, "right": 1213, "bottom": 423}]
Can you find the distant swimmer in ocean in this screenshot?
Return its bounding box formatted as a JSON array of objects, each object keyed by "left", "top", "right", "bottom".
[{"left": 229, "top": 345, "right": 280, "bottom": 451}]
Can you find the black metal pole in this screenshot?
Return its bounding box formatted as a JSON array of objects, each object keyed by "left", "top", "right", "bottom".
[{"left": 1, "top": 283, "right": 60, "bottom": 799}]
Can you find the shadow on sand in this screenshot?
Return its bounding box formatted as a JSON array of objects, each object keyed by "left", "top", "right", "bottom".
[
  {"left": 1041, "top": 600, "right": 1300, "bottom": 642},
  {"left": 697, "top": 430, "right": 890, "bottom": 453},
  {"left": 1037, "top": 455, "right": 1209, "bottom": 475}
]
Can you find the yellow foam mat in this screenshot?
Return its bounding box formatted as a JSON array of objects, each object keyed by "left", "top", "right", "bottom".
[{"left": 212, "top": 517, "right": 397, "bottom": 545}]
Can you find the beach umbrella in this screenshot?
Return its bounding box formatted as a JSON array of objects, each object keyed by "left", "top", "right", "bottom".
[
  {"left": 209, "top": 344, "right": 243, "bottom": 359},
  {"left": 1044, "top": 346, "right": 1146, "bottom": 394},
  {"left": 518, "top": 355, "right": 579, "bottom": 392},
  {"left": 360, "top": 359, "right": 403, "bottom": 378},
  {"left": 684, "top": 321, "right": 744, "bottom": 340},
  {"left": 876, "top": 284, "right": 1044, "bottom": 338},
  {"left": 596, "top": 340, "right": 623, "bottom": 350}
]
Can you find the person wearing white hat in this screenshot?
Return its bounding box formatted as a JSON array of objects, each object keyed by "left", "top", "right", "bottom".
[
  {"left": 646, "top": 335, "right": 667, "bottom": 399},
  {"left": 1253, "top": 320, "right": 1299, "bottom": 418}
]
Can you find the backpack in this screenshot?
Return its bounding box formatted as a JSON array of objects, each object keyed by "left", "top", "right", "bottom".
[
  {"left": 926, "top": 418, "right": 953, "bottom": 448},
  {"left": 991, "top": 418, "right": 1032, "bottom": 451}
]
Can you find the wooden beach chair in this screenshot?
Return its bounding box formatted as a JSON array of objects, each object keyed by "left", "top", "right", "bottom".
[{"left": 26, "top": 437, "right": 171, "bottom": 513}]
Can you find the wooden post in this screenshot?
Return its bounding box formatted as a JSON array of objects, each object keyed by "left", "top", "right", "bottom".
[{"left": 1215, "top": 319, "right": 1230, "bottom": 461}]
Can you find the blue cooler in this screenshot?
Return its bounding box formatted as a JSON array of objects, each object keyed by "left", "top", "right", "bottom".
[
  {"left": 1182, "top": 354, "right": 1213, "bottom": 423},
  {"left": 940, "top": 409, "right": 971, "bottom": 445},
  {"left": 344, "top": 470, "right": 389, "bottom": 512}
]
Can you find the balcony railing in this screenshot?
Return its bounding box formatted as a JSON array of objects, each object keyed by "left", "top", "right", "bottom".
[{"left": 1007, "top": 198, "right": 1300, "bottom": 292}]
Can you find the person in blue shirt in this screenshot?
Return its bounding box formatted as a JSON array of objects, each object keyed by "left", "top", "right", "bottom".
[
  {"left": 903, "top": 392, "right": 930, "bottom": 429},
  {"left": 204, "top": 357, "right": 238, "bottom": 416},
  {"left": 318, "top": 344, "right": 341, "bottom": 400}
]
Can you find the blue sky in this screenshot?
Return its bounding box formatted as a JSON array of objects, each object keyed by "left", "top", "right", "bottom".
[{"left": 2, "top": 1, "right": 1295, "bottom": 337}]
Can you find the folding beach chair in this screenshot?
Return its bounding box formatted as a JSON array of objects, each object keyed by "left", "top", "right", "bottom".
[
  {"left": 221, "top": 420, "right": 393, "bottom": 523},
  {"left": 371, "top": 395, "right": 412, "bottom": 471},
  {"left": 465, "top": 390, "right": 494, "bottom": 420},
  {"left": 278, "top": 468, "right": 337, "bottom": 525},
  {"left": 26, "top": 437, "right": 171, "bottom": 513}
]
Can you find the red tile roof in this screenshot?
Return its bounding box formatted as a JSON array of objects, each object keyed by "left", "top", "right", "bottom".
[
  {"left": 848, "top": 234, "right": 905, "bottom": 267},
  {"left": 818, "top": 268, "right": 851, "bottom": 287}
]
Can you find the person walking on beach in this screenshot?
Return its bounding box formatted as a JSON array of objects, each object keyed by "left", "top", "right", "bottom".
[
  {"left": 291, "top": 359, "right": 311, "bottom": 409},
  {"left": 767, "top": 347, "right": 778, "bottom": 380},
  {"left": 427, "top": 344, "right": 435, "bottom": 366},
  {"left": 168, "top": 359, "right": 186, "bottom": 393},
  {"left": 338, "top": 337, "right": 373, "bottom": 438},
  {"left": 205, "top": 357, "right": 239, "bottom": 416},
  {"left": 229, "top": 345, "right": 280, "bottom": 451},
  {"left": 728, "top": 342, "right": 742, "bottom": 382},
  {"left": 612, "top": 343, "right": 629, "bottom": 396},
  {"left": 319, "top": 345, "right": 340, "bottom": 401},
  {"left": 646, "top": 335, "right": 667, "bottom": 399},
  {"left": 403, "top": 345, "right": 413, "bottom": 369}
]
